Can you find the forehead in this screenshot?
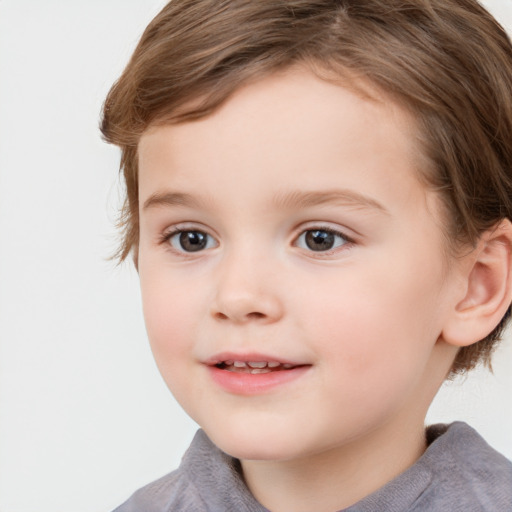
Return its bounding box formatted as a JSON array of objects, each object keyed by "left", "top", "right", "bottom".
[
  {"left": 144, "top": 70, "right": 442, "bottom": 218},
  {"left": 141, "top": 67, "right": 419, "bottom": 167},
  {"left": 138, "top": 66, "right": 428, "bottom": 208}
]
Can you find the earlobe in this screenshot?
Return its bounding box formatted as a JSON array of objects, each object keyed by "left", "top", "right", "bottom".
[{"left": 442, "top": 219, "right": 512, "bottom": 347}]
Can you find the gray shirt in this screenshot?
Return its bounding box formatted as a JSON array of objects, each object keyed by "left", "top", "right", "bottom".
[{"left": 113, "top": 422, "right": 512, "bottom": 511}]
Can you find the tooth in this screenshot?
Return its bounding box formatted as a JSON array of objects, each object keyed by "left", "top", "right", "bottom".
[
  {"left": 224, "top": 360, "right": 234, "bottom": 366},
  {"left": 282, "top": 363, "right": 294, "bottom": 369},
  {"left": 247, "top": 362, "right": 267, "bottom": 369},
  {"left": 250, "top": 368, "right": 270, "bottom": 374},
  {"left": 267, "top": 362, "right": 280, "bottom": 368},
  {"left": 233, "top": 361, "right": 247, "bottom": 368}
]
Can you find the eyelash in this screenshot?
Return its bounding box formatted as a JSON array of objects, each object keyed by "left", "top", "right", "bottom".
[{"left": 159, "top": 225, "right": 354, "bottom": 256}]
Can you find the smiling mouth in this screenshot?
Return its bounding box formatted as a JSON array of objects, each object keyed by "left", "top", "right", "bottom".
[{"left": 214, "top": 360, "right": 301, "bottom": 374}]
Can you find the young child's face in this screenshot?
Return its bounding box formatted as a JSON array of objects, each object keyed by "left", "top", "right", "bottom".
[{"left": 137, "top": 67, "right": 462, "bottom": 462}]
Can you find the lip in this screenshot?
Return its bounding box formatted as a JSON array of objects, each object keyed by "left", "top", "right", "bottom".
[{"left": 204, "top": 351, "right": 311, "bottom": 396}]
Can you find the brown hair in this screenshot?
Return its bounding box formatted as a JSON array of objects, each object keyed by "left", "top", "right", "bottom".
[{"left": 101, "top": 0, "right": 512, "bottom": 374}]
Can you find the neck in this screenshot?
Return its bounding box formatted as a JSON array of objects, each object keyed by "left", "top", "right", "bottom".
[{"left": 241, "top": 416, "right": 427, "bottom": 512}]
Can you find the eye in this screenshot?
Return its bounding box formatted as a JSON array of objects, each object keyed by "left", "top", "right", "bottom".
[
  {"left": 295, "top": 228, "right": 349, "bottom": 252},
  {"left": 167, "top": 230, "right": 217, "bottom": 253}
]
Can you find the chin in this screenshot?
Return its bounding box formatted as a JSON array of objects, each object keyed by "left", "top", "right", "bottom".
[
  {"left": 203, "top": 423, "right": 313, "bottom": 462},
  {"left": 218, "top": 439, "right": 295, "bottom": 461}
]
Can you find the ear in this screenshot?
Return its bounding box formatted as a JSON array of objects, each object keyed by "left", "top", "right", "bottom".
[{"left": 442, "top": 219, "right": 512, "bottom": 347}]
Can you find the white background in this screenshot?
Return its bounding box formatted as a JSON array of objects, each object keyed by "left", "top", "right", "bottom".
[{"left": 0, "top": 1, "right": 511, "bottom": 511}]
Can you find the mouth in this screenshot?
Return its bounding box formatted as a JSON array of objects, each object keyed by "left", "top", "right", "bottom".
[
  {"left": 204, "top": 353, "right": 311, "bottom": 394},
  {"left": 213, "top": 360, "right": 301, "bottom": 374}
]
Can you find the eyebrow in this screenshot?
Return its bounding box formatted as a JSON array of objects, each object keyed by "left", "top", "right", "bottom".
[
  {"left": 142, "top": 188, "right": 389, "bottom": 214},
  {"left": 271, "top": 189, "right": 389, "bottom": 214},
  {"left": 143, "top": 192, "right": 203, "bottom": 211}
]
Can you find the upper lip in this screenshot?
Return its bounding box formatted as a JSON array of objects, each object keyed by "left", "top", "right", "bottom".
[{"left": 204, "top": 351, "right": 308, "bottom": 367}]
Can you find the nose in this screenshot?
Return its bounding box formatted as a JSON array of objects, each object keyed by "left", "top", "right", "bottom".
[{"left": 210, "top": 248, "right": 284, "bottom": 324}]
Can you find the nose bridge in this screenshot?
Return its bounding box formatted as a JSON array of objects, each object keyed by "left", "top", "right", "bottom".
[{"left": 211, "top": 237, "right": 283, "bottom": 323}]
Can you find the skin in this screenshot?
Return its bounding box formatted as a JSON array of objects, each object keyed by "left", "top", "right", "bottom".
[{"left": 136, "top": 67, "right": 473, "bottom": 511}]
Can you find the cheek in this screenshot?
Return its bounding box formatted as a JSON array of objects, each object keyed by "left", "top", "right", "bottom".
[
  {"left": 301, "top": 303, "right": 430, "bottom": 435},
  {"left": 139, "top": 272, "right": 211, "bottom": 413},
  {"left": 299, "top": 258, "right": 446, "bottom": 394},
  {"left": 139, "top": 269, "right": 201, "bottom": 370}
]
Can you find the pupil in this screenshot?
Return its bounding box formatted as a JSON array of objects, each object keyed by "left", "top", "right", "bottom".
[
  {"left": 305, "top": 230, "right": 334, "bottom": 251},
  {"left": 180, "top": 231, "right": 207, "bottom": 252}
]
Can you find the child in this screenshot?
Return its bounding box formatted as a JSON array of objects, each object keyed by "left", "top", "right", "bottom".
[{"left": 102, "top": 0, "right": 512, "bottom": 510}]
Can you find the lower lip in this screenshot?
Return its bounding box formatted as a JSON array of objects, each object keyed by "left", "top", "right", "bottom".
[{"left": 207, "top": 365, "right": 310, "bottom": 395}]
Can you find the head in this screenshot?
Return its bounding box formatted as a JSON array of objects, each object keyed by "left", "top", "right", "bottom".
[{"left": 101, "top": 0, "right": 512, "bottom": 377}]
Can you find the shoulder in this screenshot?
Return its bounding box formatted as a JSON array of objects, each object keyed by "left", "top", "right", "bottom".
[
  {"left": 112, "top": 429, "right": 267, "bottom": 512},
  {"left": 111, "top": 462, "right": 209, "bottom": 512},
  {"left": 348, "top": 422, "right": 512, "bottom": 512},
  {"left": 414, "top": 422, "right": 512, "bottom": 511}
]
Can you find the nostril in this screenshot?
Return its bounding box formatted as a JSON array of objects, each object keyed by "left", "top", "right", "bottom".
[
  {"left": 247, "top": 312, "right": 266, "bottom": 319},
  {"left": 213, "top": 311, "right": 266, "bottom": 321}
]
